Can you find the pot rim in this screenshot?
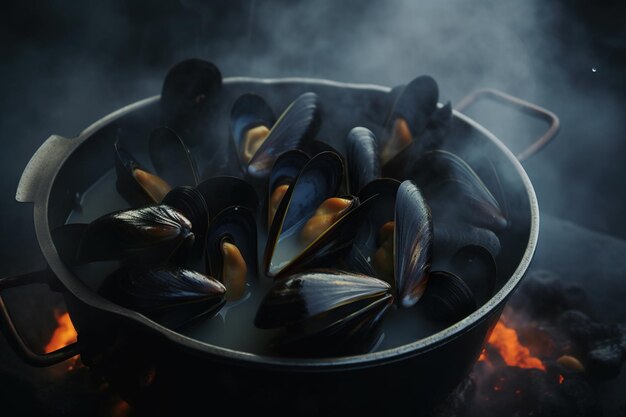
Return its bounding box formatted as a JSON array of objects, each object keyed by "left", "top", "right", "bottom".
[{"left": 25, "top": 76, "right": 539, "bottom": 370}]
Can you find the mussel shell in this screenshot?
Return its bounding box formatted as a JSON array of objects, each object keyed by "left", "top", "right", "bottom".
[
  {"left": 160, "top": 59, "right": 222, "bottom": 142},
  {"left": 344, "top": 179, "right": 401, "bottom": 278},
  {"left": 114, "top": 139, "right": 158, "bottom": 206},
  {"left": 395, "top": 180, "right": 433, "bottom": 307},
  {"left": 247, "top": 92, "right": 321, "bottom": 178},
  {"left": 274, "top": 291, "right": 392, "bottom": 357},
  {"left": 346, "top": 127, "right": 381, "bottom": 194},
  {"left": 407, "top": 150, "right": 507, "bottom": 231},
  {"left": 149, "top": 126, "right": 199, "bottom": 187},
  {"left": 388, "top": 75, "right": 439, "bottom": 136},
  {"left": 230, "top": 93, "right": 276, "bottom": 166},
  {"left": 420, "top": 270, "right": 476, "bottom": 324},
  {"left": 196, "top": 176, "right": 259, "bottom": 219},
  {"left": 107, "top": 265, "right": 226, "bottom": 328},
  {"left": 205, "top": 206, "right": 258, "bottom": 284},
  {"left": 433, "top": 222, "right": 501, "bottom": 259},
  {"left": 255, "top": 270, "right": 393, "bottom": 330},
  {"left": 428, "top": 101, "right": 453, "bottom": 131},
  {"left": 267, "top": 150, "right": 310, "bottom": 228},
  {"left": 77, "top": 205, "right": 194, "bottom": 264},
  {"left": 263, "top": 151, "right": 344, "bottom": 277},
  {"left": 162, "top": 186, "right": 209, "bottom": 239},
  {"left": 450, "top": 245, "right": 497, "bottom": 306}
]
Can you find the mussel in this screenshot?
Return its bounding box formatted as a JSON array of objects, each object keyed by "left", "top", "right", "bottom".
[
  {"left": 105, "top": 265, "right": 226, "bottom": 328},
  {"left": 266, "top": 150, "right": 309, "bottom": 229},
  {"left": 160, "top": 59, "right": 222, "bottom": 145},
  {"left": 149, "top": 126, "right": 199, "bottom": 187},
  {"left": 346, "top": 127, "right": 380, "bottom": 194},
  {"left": 196, "top": 176, "right": 259, "bottom": 219},
  {"left": 381, "top": 75, "right": 446, "bottom": 164},
  {"left": 345, "top": 180, "right": 433, "bottom": 308},
  {"left": 230, "top": 92, "right": 321, "bottom": 178},
  {"left": 115, "top": 139, "right": 172, "bottom": 206},
  {"left": 206, "top": 206, "right": 257, "bottom": 301},
  {"left": 406, "top": 150, "right": 508, "bottom": 231},
  {"left": 420, "top": 271, "right": 476, "bottom": 324},
  {"left": 264, "top": 151, "right": 370, "bottom": 277},
  {"left": 255, "top": 270, "right": 394, "bottom": 356},
  {"left": 162, "top": 186, "right": 209, "bottom": 241},
  {"left": 77, "top": 205, "right": 194, "bottom": 264}
]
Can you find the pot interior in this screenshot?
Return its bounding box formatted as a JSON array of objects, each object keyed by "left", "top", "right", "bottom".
[{"left": 46, "top": 79, "right": 533, "bottom": 357}]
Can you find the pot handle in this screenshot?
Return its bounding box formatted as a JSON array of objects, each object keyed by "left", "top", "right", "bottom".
[
  {"left": 16, "top": 134, "right": 76, "bottom": 204},
  {"left": 0, "top": 269, "right": 84, "bottom": 367},
  {"left": 455, "top": 88, "right": 560, "bottom": 162}
]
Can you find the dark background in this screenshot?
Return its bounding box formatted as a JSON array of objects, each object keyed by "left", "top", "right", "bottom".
[{"left": 0, "top": 0, "right": 625, "bottom": 414}]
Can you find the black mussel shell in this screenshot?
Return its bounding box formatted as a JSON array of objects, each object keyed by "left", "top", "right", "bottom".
[
  {"left": 230, "top": 93, "right": 276, "bottom": 167},
  {"left": 77, "top": 205, "right": 194, "bottom": 264},
  {"left": 149, "top": 127, "right": 199, "bottom": 187},
  {"left": 162, "top": 186, "right": 209, "bottom": 240},
  {"left": 196, "top": 176, "right": 259, "bottom": 219},
  {"left": 346, "top": 127, "right": 380, "bottom": 194},
  {"left": 107, "top": 265, "right": 226, "bottom": 328},
  {"left": 428, "top": 101, "right": 453, "bottom": 131},
  {"left": 421, "top": 271, "right": 477, "bottom": 324},
  {"left": 264, "top": 151, "right": 344, "bottom": 277},
  {"left": 247, "top": 92, "right": 321, "bottom": 178},
  {"left": 255, "top": 270, "right": 393, "bottom": 355},
  {"left": 395, "top": 180, "right": 433, "bottom": 307},
  {"left": 115, "top": 139, "right": 169, "bottom": 206},
  {"left": 344, "top": 179, "right": 400, "bottom": 278},
  {"left": 160, "top": 59, "right": 222, "bottom": 142},
  {"left": 450, "top": 245, "right": 497, "bottom": 306},
  {"left": 408, "top": 150, "right": 508, "bottom": 231},
  {"left": 434, "top": 222, "right": 501, "bottom": 259},
  {"left": 381, "top": 128, "right": 442, "bottom": 180},
  {"left": 206, "top": 206, "right": 257, "bottom": 285},
  {"left": 388, "top": 75, "right": 439, "bottom": 137},
  {"left": 267, "top": 150, "right": 310, "bottom": 228}
]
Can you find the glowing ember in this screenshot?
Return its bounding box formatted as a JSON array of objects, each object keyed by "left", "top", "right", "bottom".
[
  {"left": 45, "top": 311, "right": 78, "bottom": 353},
  {"left": 479, "top": 320, "right": 545, "bottom": 371}
]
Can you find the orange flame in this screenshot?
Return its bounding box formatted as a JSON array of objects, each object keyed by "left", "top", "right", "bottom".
[
  {"left": 44, "top": 311, "right": 78, "bottom": 354},
  {"left": 479, "top": 320, "right": 545, "bottom": 371}
]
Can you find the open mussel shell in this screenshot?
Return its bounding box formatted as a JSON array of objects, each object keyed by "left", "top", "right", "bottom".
[
  {"left": 206, "top": 206, "right": 258, "bottom": 299},
  {"left": 408, "top": 150, "right": 508, "bottom": 231},
  {"left": 162, "top": 186, "right": 209, "bottom": 240},
  {"left": 254, "top": 271, "right": 394, "bottom": 356},
  {"left": 449, "top": 245, "right": 497, "bottom": 306},
  {"left": 115, "top": 139, "right": 171, "bottom": 206},
  {"left": 344, "top": 179, "right": 401, "bottom": 278},
  {"left": 106, "top": 265, "right": 226, "bottom": 328},
  {"left": 230, "top": 93, "right": 276, "bottom": 167},
  {"left": 247, "top": 92, "right": 321, "bottom": 178},
  {"left": 266, "top": 150, "right": 310, "bottom": 229},
  {"left": 346, "top": 127, "right": 381, "bottom": 194},
  {"left": 149, "top": 127, "right": 199, "bottom": 187},
  {"left": 196, "top": 176, "right": 259, "bottom": 219},
  {"left": 263, "top": 151, "right": 344, "bottom": 277},
  {"left": 160, "top": 59, "right": 222, "bottom": 143},
  {"left": 420, "top": 271, "right": 477, "bottom": 324},
  {"left": 394, "top": 180, "right": 433, "bottom": 307},
  {"left": 388, "top": 75, "right": 439, "bottom": 136},
  {"left": 77, "top": 205, "right": 194, "bottom": 264}
]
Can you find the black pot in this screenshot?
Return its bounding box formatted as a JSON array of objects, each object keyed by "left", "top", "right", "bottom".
[{"left": 0, "top": 79, "right": 558, "bottom": 415}]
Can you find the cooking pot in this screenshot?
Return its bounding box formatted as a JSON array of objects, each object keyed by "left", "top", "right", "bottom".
[{"left": 0, "top": 78, "right": 558, "bottom": 415}]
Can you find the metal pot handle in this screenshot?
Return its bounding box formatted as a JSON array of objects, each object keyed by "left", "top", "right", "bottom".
[
  {"left": 455, "top": 88, "right": 560, "bottom": 162},
  {"left": 0, "top": 270, "right": 84, "bottom": 367},
  {"left": 16, "top": 134, "right": 76, "bottom": 204}
]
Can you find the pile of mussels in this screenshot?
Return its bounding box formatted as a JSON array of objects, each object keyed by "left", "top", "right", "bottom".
[{"left": 62, "top": 59, "right": 508, "bottom": 356}]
